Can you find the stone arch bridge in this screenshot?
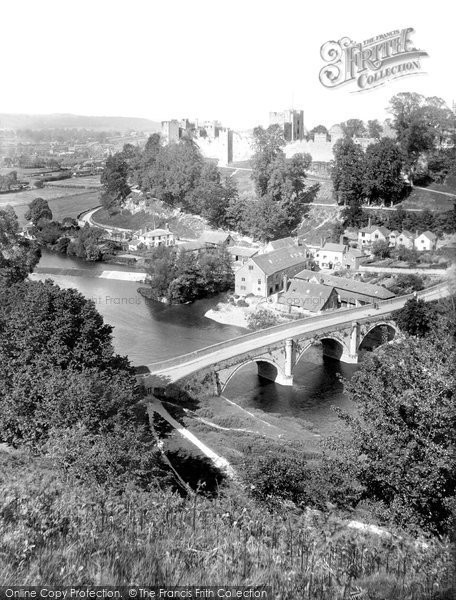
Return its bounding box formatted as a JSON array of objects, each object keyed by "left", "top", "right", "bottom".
[{"left": 140, "top": 284, "right": 448, "bottom": 396}]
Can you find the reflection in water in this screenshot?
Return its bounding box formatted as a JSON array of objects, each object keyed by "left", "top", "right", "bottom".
[{"left": 224, "top": 347, "right": 358, "bottom": 437}]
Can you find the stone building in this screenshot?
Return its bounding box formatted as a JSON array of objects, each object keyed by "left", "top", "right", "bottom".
[
  {"left": 235, "top": 246, "right": 310, "bottom": 298},
  {"left": 269, "top": 109, "right": 304, "bottom": 141}
]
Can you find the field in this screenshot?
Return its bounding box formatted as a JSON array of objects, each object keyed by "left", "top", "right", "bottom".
[
  {"left": 45, "top": 175, "right": 102, "bottom": 189},
  {"left": 0, "top": 187, "right": 101, "bottom": 226},
  {"left": 401, "top": 187, "right": 456, "bottom": 211}
]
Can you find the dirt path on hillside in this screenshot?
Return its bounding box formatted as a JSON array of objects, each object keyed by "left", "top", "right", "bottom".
[{"left": 147, "top": 397, "right": 236, "bottom": 480}]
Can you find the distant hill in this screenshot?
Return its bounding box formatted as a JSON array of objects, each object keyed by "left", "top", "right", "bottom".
[{"left": 0, "top": 113, "right": 161, "bottom": 132}]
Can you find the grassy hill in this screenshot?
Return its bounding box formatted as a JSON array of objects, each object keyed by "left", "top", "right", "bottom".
[{"left": 0, "top": 447, "right": 452, "bottom": 597}]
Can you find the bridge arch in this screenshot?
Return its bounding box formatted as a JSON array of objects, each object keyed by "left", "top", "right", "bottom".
[
  {"left": 358, "top": 321, "right": 398, "bottom": 353},
  {"left": 294, "top": 335, "right": 349, "bottom": 367},
  {"left": 218, "top": 357, "right": 287, "bottom": 394}
]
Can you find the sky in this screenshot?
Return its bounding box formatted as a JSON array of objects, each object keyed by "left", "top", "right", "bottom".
[{"left": 0, "top": 0, "right": 453, "bottom": 130}]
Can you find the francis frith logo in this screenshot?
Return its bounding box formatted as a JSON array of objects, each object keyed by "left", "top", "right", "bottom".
[{"left": 319, "top": 28, "right": 428, "bottom": 92}]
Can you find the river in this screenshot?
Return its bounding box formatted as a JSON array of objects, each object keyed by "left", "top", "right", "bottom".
[{"left": 32, "top": 251, "right": 357, "bottom": 437}]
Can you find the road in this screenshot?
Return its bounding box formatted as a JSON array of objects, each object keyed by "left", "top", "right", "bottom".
[{"left": 144, "top": 283, "right": 449, "bottom": 382}]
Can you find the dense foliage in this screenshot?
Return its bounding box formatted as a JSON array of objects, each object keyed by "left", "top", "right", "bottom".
[
  {"left": 0, "top": 206, "right": 40, "bottom": 285},
  {"left": 0, "top": 279, "right": 142, "bottom": 449},
  {"left": 146, "top": 245, "right": 233, "bottom": 304},
  {"left": 1, "top": 451, "right": 452, "bottom": 597},
  {"left": 323, "top": 311, "right": 456, "bottom": 536}
]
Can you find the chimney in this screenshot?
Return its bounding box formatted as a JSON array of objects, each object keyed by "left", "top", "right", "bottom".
[
  {"left": 368, "top": 216, "right": 372, "bottom": 228},
  {"left": 320, "top": 237, "right": 324, "bottom": 248},
  {"left": 339, "top": 234, "right": 345, "bottom": 245},
  {"left": 283, "top": 274, "right": 289, "bottom": 291},
  {"left": 166, "top": 222, "right": 169, "bottom": 231}
]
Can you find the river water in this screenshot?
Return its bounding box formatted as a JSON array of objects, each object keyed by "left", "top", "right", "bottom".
[{"left": 32, "top": 251, "right": 357, "bottom": 437}]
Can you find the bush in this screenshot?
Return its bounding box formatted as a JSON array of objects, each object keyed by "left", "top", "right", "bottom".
[
  {"left": 236, "top": 299, "right": 249, "bottom": 307},
  {"left": 246, "top": 308, "right": 279, "bottom": 330}
]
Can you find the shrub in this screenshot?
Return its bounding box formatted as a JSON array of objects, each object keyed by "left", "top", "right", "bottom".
[{"left": 246, "top": 308, "right": 279, "bottom": 330}]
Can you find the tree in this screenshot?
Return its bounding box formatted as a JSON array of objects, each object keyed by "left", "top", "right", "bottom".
[
  {"left": 340, "top": 119, "right": 366, "bottom": 139},
  {"left": 331, "top": 138, "right": 365, "bottom": 204},
  {"left": 309, "top": 125, "right": 328, "bottom": 139},
  {"left": 371, "top": 239, "right": 390, "bottom": 259},
  {"left": 367, "top": 119, "right": 383, "bottom": 139},
  {"left": 394, "top": 297, "right": 438, "bottom": 337},
  {"left": 148, "top": 140, "right": 203, "bottom": 207},
  {"left": 388, "top": 93, "right": 454, "bottom": 179},
  {"left": 326, "top": 334, "right": 456, "bottom": 534},
  {"left": 341, "top": 199, "right": 368, "bottom": 228},
  {"left": 25, "top": 197, "right": 53, "bottom": 225},
  {"left": 100, "top": 153, "right": 131, "bottom": 213},
  {"left": 363, "top": 139, "right": 408, "bottom": 205},
  {"left": 391, "top": 274, "right": 424, "bottom": 295},
  {"left": 251, "top": 124, "right": 286, "bottom": 197},
  {"left": 0, "top": 207, "right": 40, "bottom": 286},
  {"left": 0, "top": 279, "right": 136, "bottom": 448}
]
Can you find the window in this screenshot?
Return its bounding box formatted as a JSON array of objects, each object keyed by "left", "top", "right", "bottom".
[
  {"left": 241, "top": 277, "right": 245, "bottom": 282},
  {"left": 269, "top": 287, "right": 273, "bottom": 294},
  {"left": 248, "top": 266, "right": 254, "bottom": 270},
  {"left": 375, "top": 234, "right": 379, "bottom": 239},
  {"left": 362, "top": 232, "right": 365, "bottom": 237},
  {"left": 275, "top": 283, "right": 279, "bottom": 291},
  {"left": 257, "top": 279, "right": 261, "bottom": 285},
  {"left": 240, "top": 285, "right": 246, "bottom": 291}
]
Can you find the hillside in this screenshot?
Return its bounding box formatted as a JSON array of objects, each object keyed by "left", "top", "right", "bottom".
[{"left": 0, "top": 113, "right": 161, "bottom": 132}]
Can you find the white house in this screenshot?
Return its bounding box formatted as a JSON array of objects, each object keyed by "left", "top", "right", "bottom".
[
  {"left": 136, "top": 226, "right": 175, "bottom": 249},
  {"left": 388, "top": 230, "right": 400, "bottom": 247},
  {"left": 314, "top": 242, "right": 348, "bottom": 270},
  {"left": 396, "top": 230, "right": 415, "bottom": 249},
  {"left": 414, "top": 231, "right": 437, "bottom": 251},
  {"left": 358, "top": 226, "right": 390, "bottom": 247}
]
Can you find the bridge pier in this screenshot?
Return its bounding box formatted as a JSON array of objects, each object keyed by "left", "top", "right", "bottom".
[{"left": 340, "top": 321, "right": 359, "bottom": 364}]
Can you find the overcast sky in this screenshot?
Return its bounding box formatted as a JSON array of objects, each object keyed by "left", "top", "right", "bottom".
[{"left": 0, "top": 0, "right": 453, "bottom": 129}]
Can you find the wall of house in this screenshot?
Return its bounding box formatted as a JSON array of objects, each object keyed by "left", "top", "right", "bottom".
[{"left": 235, "top": 262, "right": 266, "bottom": 296}]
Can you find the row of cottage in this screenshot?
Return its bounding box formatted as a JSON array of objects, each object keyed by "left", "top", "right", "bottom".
[{"left": 358, "top": 225, "right": 437, "bottom": 251}]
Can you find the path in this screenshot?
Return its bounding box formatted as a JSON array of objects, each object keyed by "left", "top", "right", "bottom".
[
  {"left": 147, "top": 397, "right": 236, "bottom": 480},
  {"left": 413, "top": 185, "right": 456, "bottom": 197}
]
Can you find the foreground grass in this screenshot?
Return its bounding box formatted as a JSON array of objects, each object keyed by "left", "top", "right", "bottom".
[{"left": 0, "top": 449, "right": 453, "bottom": 598}]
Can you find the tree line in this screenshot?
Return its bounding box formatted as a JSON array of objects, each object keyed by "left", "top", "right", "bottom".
[{"left": 101, "top": 125, "right": 319, "bottom": 241}]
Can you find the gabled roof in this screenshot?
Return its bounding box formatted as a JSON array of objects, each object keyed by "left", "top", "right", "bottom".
[
  {"left": 359, "top": 226, "right": 390, "bottom": 236},
  {"left": 141, "top": 228, "right": 171, "bottom": 237},
  {"left": 278, "top": 280, "right": 336, "bottom": 312},
  {"left": 177, "top": 240, "right": 207, "bottom": 252},
  {"left": 250, "top": 246, "right": 308, "bottom": 276},
  {"left": 267, "top": 237, "right": 296, "bottom": 250},
  {"left": 417, "top": 230, "right": 437, "bottom": 241},
  {"left": 318, "top": 242, "right": 346, "bottom": 253},
  {"left": 199, "top": 231, "right": 231, "bottom": 244},
  {"left": 294, "top": 270, "right": 395, "bottom": 299},
  {"left": 227, "top": 246, "right": 259, "bottom": 258}
]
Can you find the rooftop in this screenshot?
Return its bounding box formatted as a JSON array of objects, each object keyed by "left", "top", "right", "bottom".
[
  {"left": 227, "top": 246, "right": 259, "bottom": 258},
  {"left": 319, "top": 242, "right": 347, "bottom": 253},
  {"left": 278, "top": 280, "right": 335, "bottom": 312},
  {"left": 294, "top": 270, "right": 396, "bottom": 299},
  {"left": 359, "top": 226, "right": 391, "bottom": 236},
  {"left": 138, "top": 228, "right": 171, "bottom": 237},
  {"left": 199, "top": 231, "right": 231, "bottom": 244},
  {"left": 266, "top": 237, "right": 296, "bottom": 250},
  {"left": 418, "top": 230, "right": 437, "bottom": 241},
  {"left": 251, "top": 246, "right": 308, "bottom": 276}
]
